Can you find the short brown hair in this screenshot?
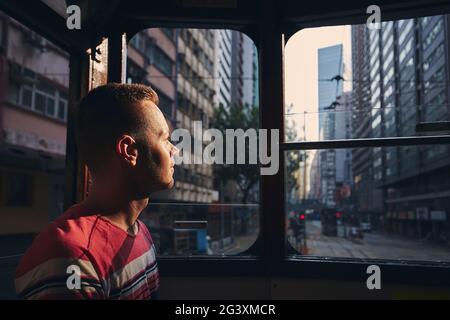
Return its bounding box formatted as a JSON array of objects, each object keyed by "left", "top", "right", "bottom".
[{"left": 76, "top": 83, "right": 159, "bottom": 173}]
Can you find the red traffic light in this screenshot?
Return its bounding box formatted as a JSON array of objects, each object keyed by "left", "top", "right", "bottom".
[
  {"left": 336, "top": 212, "right": 342, "bottom": 218},
  {"left": 299, "top": 214, "right": 305, "bottom": 220}
]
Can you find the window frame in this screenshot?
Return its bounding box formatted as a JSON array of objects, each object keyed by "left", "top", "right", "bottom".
[
  {"left": 88, "top": 18, "right": 450, "bottom": 287},
  {"left": 126, "top": 27, "right": 263, "bottom": 257},
  {"left": 129, "top": 16, "right": 450, "bottom": 283}
]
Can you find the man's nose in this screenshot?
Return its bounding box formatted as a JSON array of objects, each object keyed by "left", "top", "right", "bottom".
[{"left": 171, "top": 145, "right": 179, "bottom": 157}]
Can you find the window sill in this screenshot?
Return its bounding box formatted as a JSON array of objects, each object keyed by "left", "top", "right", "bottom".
[{"left": 157, "top": 255, "right": 450, "bottom": 286}]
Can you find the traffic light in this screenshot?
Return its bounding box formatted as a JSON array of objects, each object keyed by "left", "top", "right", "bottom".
[{"left": 298, "top": 213, "right": 306, "bottom": 233}]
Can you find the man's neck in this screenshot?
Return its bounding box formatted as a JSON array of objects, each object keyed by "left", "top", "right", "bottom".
[{"left": 82, "top": 185, "right": 149, "bottom": 234}]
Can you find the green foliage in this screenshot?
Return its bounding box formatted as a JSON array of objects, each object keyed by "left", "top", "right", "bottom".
[
  {"left": 212, "top": 104, "right": 302, "bottom": 203},
  {"left": 213, "top": 104, "right": 260, "bottom": 203}
]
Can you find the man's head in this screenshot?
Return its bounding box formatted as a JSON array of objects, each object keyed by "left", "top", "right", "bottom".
[{"left": 76, "top": 83, "right": 177, "bottom": 198}]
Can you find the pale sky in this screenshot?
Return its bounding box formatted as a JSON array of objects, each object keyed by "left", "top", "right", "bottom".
[{"left": 285, "top": 25, "right": 352, "bottom": 141}]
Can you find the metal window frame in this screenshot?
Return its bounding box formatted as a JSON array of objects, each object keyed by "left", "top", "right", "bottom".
[{"left": 112, "top": 7, "right": 450, "bottom": 287}]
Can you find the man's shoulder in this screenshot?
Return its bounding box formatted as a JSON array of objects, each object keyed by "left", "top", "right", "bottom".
[
  {"left": 43, "top": 204, "right": 102, "bottom": 249},
  {"left": 15, "top": 204, "right": 102, "bottom": 277},
  {"left": 53, "top": 204, "right": 102, "bottom": 241}
]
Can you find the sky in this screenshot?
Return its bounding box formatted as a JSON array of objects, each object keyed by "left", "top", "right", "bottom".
[{"left": 285, "top": 25, "right": 352, "bottom": 141}]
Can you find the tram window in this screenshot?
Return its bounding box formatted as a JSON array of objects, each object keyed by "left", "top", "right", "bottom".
[
  {"left": 0, "top": 10, "right": 69, "bottom": 257},
  {"left": 284, "top": 15, "right": 450, "bottom": 262},
  {"left": 127, "top": 28, "right": 260, "bottom": 256},
  {"left": 285, "top": 16, "right": 450, "bottom": 143},
  {"left": 285, "top": 146, "right": 450, "bottom": 262}
]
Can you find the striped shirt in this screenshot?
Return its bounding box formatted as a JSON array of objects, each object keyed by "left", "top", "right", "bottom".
[{"left": 15, "top": 204, "right": 159, "bottom": 300}]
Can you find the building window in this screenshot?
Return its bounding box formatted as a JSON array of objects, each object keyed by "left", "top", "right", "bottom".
[
  {"left": 398, "top": 19, "right": 414, "bottom": 45},
  {"left": 424, "top": 66, "right": 445, "bottom": 90},
  {"left": 35, "top": 83, "right": 56, "bottom": 116},
  {"left": 153, "top": 47, "right": 173, "bottom": 77},
  {"left": 130, "top": 32, "right": 146, "bottom": 53},
  {"left": 420, "top": 16, "right": 431, "bottom": 29},
  {"left": 8, "top": 64, "right": 68, "bottom": 122},
  {"left": 20, "top": 85, "right": 33, "bottom": 108},
  {"left": 423, "top": 42, "right": 444, "bottom": 71},
  {"left": 399, "top": 38, "right": 413, "bottom": 64},
  {"left": 58, "top": 95, "right": 68, "bottom": 121},
  {"left": 161, "top": 28, "right": 174, "bottom": 41},
  {"left": 157, "top": 91, "right": 173, "bottom": 117},
  {"left": 423, "top": 17, "right": 443, "bottom": 50}
]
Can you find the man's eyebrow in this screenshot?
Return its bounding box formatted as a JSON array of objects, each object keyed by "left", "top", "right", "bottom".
[{"left": 159, "top": 129, "right": 170, "bottom": 138}]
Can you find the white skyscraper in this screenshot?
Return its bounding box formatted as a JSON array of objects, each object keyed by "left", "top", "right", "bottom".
[{"left": 214, "top": 30, "right": 232, "bottom": 108}]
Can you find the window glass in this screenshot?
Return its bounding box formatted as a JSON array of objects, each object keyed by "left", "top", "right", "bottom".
[
  {"left": 399, "top": 19, "right": 414, "bottom": 45},
  {"left": 128, "top": 28, "right": 260, "bottom": 256},
  {"left": 285, "top": 146, "right": 450, "bottom": 262},
  {"left": 423, "top": 17, "right": 443, "bottom": 50},
  {"left": 423, "top": 42, "right": 444, "bottom": 71},
  {"left": 20, "top": 85, "right": 33, "bottom": 108},
  {"left": 0, "top": 10, "right": 69, "bottom": 256},
  {"left": 284, "top": 15, "right": 450, "bottom": 262},
  {"left": 58, "top": 97, "right": 67, "bottom": 121},
  {"left": 285, "top": 16, "right": 450, "bottom": 142}
]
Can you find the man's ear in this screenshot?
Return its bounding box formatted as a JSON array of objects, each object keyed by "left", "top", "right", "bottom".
[{"left": 116, "top": 135, "right": 138, "bottom": 166}]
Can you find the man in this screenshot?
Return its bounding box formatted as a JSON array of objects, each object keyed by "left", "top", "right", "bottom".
[{"left": 15, "top": 83, "right": 178, "bottom": 299}]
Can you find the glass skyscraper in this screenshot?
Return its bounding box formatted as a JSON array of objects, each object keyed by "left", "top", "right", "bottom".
[
  {"left": 318, "top": 44, "right": 343, "bottom": 141},
  {"left": 318, "top": 44, "right": 344, "bottom": 208}
]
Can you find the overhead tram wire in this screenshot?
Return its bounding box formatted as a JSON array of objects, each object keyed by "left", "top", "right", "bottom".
[
  {"left": 285, "top": 102, "right": 450, "bottom": 115},
  {"left": 318, "top": 77, "right": 450, "bottom": 84}
]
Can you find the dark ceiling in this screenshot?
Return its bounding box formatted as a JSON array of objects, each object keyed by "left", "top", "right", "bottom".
[{"left": 1, "top": 0, "right": 450, "bottom": 53}]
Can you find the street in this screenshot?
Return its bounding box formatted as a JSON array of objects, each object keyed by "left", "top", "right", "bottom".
[{"left": 304, "top": 220, "right": 450, "bottom": 261}]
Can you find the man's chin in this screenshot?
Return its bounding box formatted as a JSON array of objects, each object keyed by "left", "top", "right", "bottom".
[
  {"left": 155, "top": 178, "right": 174, "bottom": 191},
  {"left": 145, "top": 177, "right": 175, "bottom": 196},
  {"left": 166, "top": 178, "right": 175, "bottom": 189}
]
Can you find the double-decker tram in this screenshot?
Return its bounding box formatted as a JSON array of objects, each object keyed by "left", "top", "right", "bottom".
[{"left": 0, "top": 0, "right": 450, "bottom": 301}]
